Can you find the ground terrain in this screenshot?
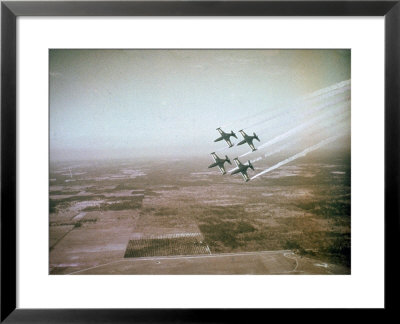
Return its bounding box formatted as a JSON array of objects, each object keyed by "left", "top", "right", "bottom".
[{"left": 49, "top": 151, "right": 350, "bottom": 275}]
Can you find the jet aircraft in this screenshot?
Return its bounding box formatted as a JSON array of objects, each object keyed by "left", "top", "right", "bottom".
[
  {"left": 214, "top": 127, "right": 237, "bottom": 148},
  {"left": 231, "top": 158, "right": 254, "bottom": 182},
  {"left": 237, "top": 130, "right": 260, "bottom": 151},
  {"left": 208, "top": 152, "right": 232, "bottom": 175}
]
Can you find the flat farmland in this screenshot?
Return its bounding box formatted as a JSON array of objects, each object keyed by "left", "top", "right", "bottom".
[{"left": 49, "top": 152, "right": 350, "bottom": 275}]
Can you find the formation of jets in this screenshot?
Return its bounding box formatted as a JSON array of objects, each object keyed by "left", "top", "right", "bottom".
[{"left": 208, "top": 127, "right": 260, "bottom": 182}]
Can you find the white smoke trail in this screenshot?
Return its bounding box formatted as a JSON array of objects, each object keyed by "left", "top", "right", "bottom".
[
  {"left": 232, "top": 141, "right": 297, "bottom": 170},
  {"left": 230, "top": 118, "right": 349, "bottom": 173},
  {"left": 262, "top": 140, "right": 296, "bottom": 159},
  {"left": 302, "top": 79, "right": 351, "bottom": 101},
  {"left": 217, "top": 80, "right": 350, "bottom": 152},
  {"left": 251, "top": 135, "right": 344, "bottom": 180},
  {"left": 240, "top": 101, "right": 350, "bottom": 157},
  {"left": 266, "top": 122, "right": 348, "bottom": 164},
  {"left": 251, "top": 156, "right": 263, "bottom": 163},
  {"left": 240, "top": 84, "right": 350, "bottom": 131},
  {"left": 220, "top": 79, "right": 350, "bottom": 129},
  {"left": 263, "top": 118, "right": 350, "bottom": 159},
  {"left": 248, "top": 90, "right": 350, "bottom": 133},
  {"left": 304, "top": 84, "right": 350, "bottom": 103}
]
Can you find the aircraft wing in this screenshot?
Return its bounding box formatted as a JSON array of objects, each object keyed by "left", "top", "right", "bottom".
[
  {"left": 248, "top": 142, "right": 256, "bottom": 151},
  {"left": 218, "top": 165, "right": 226, "bottom": 175},
  {"left": 239, "top": 130, "right": 247, "bottom": 137},
  {"left": 234, "top": 158, "right": 241, "bottom": 168},
  {"left": 217, "top": 128, "right": 223, "bottom": 135},
  {"left": 225, "top": 138, "right": 233, "bottom": 147},
  {"left": 211, "top": 152, "right": 218, "bottom": 162},
  {"left": 240, "top": 171, "right": 250, "bottom": 182}
]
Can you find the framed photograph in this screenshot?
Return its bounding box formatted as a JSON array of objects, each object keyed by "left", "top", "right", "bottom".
[{"left": 1, "top": 0, "right": 398, "bottom": 321}]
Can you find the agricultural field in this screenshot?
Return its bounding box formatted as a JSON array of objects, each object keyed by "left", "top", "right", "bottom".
[{"left": 49, "top": 150, "right": 350, "bottom": 275}]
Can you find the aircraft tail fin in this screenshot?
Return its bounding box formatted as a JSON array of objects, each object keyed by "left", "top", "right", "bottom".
[
  {"left": 253, "top": 132, "right": 260, "bottom": 142},
  {"left": 248, "top": 161, "right": 254, "bottom": 171},
  {"left": 225, "top": 155, "right": 231, "bottom": 164}
]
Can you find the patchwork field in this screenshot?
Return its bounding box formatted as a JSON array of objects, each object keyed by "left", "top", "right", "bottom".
[
  {"left": 124, "top": 234, "right": 210, "bottom": 258},
  {"left": 49, "top": 151, "right": 350, "bottom": 275}
]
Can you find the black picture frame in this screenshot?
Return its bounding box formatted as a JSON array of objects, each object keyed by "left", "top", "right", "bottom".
[{"left": 1, "top": 0, "right": 399, "bottom": 322}]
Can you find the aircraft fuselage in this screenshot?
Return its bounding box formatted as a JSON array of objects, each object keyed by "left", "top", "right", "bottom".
[
  {"left": 214, "top": 132, "right": 235, "bottom": 142},
  {"left": 237, "top": 130, "right": 260, "bottom": 151},
  {"left": 231, "top": 164, "right": 251, "bottom": 176},
  {"left": 214, "top": 128, "right": 237, "bottom": 148},
  {"left": 208, "top": 152, "right": 232, "bottom": 175},
  {"left": 208, "top": 157, "right": 229, "bottom": 169}
]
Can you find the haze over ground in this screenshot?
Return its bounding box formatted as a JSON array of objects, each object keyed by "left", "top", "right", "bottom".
[{"left": 50, "top": 49, "right": 350, "bottom": 161}]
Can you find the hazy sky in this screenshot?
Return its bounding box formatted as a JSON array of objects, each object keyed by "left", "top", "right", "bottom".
[{"left": 50, "top": 49, "right": 350, "bottom": 161}]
